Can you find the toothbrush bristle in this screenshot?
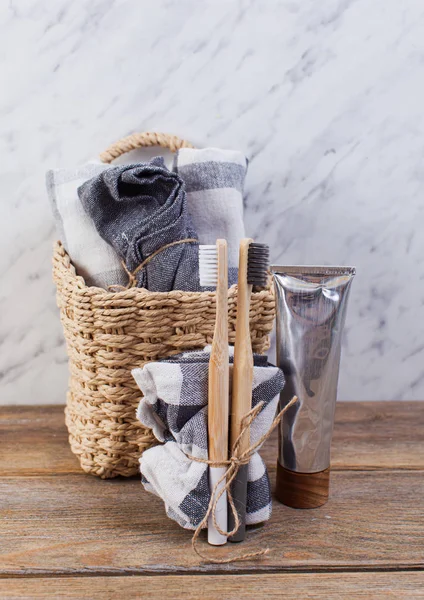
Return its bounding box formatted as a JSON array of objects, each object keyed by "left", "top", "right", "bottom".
[
  {"left": 199, "top": 245, "right": 218, "bottom": 287},
  {"left": 247, "top": 243, "right": 269, "bottom": 287}
]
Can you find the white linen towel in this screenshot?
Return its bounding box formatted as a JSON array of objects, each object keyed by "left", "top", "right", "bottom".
[{"left": 46, "top": 163, "right": 128, "bottom": 288}]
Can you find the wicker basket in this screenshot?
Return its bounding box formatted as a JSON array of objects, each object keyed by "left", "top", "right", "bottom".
[{"left": 53, "top": 132, "right": 275, "bottom": 478}]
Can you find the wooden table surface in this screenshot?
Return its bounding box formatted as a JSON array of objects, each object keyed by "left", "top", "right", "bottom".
[{"left": 1, "top": 402, "right": 423, "bottom": 599}]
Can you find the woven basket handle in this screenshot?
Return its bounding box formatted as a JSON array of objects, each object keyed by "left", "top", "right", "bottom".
[{"left": 100, "top": 131, "right": 194, "bottom": 164}]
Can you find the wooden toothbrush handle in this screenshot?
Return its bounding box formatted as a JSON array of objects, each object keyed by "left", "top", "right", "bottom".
[
  {"left": 208, "top": 239, "right": 229, "bottom": 546},
  {"left": 208, "top": 240, "right": 229, "bottom": 464},
  {"left": 231, "top": 238, "right": 254, "bottom": 452},
  {"left": 229, "top": 239, "right": 253, "bottom": 543}
]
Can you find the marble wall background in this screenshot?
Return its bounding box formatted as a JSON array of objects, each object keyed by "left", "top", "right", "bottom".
[{"left": 1, "top": 0, "right": 423, "bottom": 405}]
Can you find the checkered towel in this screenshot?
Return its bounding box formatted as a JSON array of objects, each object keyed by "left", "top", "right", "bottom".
[
  {"left": 132, "top": 347, "right": 285, "bottom": 530},
  {"left": 173, "top": 148, "right": 247, "bottom": 286}
]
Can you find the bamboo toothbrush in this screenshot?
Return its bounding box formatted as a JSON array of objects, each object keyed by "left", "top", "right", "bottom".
[
  {"left": 199, "top": 239, "right": 230, "bottom": 546},
  {"left": 228, "top": 240, "right": 270, "bottom": 542}
]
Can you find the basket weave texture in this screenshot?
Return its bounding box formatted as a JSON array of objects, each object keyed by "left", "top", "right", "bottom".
[{"left": 53, "top": 241, "right": 275, "bottom": 478}]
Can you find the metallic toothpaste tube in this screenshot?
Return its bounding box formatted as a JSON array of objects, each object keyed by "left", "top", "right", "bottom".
[{"left": 271, "top": 265, "right": 355, "bottom": 508}]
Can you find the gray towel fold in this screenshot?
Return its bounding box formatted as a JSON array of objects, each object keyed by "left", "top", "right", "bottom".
[
  {"left": 132, "top": 347, "right": 285, "bottom": 530},
  {"left": 78, "top": 157, "right": 200, "bottom": 292}
]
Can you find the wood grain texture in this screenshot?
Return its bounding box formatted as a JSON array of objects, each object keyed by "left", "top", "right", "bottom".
[
  {"left": 1, "top": 469, "right": 423, "bottom": 574},
  {"left": 275, "top": 464, "right": 330, "bottom": 508},
  {"left": 0, "top": 402, "right": 424, "bottom": 477},
  {"left": 0, "top": 405, "right": 80, "bottom": 476},
  {"left": 1, "top": 400, "right": 424, "bottom": 600},
  {"left": 2, "top": 402, "right": 423, "bottom": 477},
  {"left": 2, "top": 572, "right": 424, "bottom": 599},
  {"left": 331, "top": 401, "right": 424, "bottom": 470}
]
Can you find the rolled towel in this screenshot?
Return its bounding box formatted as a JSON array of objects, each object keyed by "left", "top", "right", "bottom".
[
  {"left": 173, "top": 148, "right": 247, "bottom": 286},
  {"left": 78, "top": 157, "right": 200, "bottom": 292},
  {"left": 46, "top": 163, "right": 127, "bottom": 288},
  {"left": 132, "top": 347, "right": 285, "bottom": 530}
]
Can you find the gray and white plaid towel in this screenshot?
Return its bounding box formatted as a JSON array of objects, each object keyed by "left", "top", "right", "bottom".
[
  {"left": 78, "top": 157, "right": 200, "bottom": 292},
  {"left": 46, "top": 163, "right": 127, "bottom": 288},
  {"left": 173, "top": 148, "right": 247, "bottom": 286},
  {"left": 132, "top": 347, "right": 285, "bottom": 530},
  {"left": 48, "top": 149, "right": 247, "bottom": 291}
]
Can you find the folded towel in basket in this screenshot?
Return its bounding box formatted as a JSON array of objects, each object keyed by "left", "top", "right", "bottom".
[
  {"left": 46, "top": 163, "right": 127, "bottom": 288},
  {"left": 78, "top": 157, "right": 200, "bottom": 292},
  {"left": 173, "top": 148, "right": 247, "bottom": 286},
  {"left": 132, "top": 347, "right": 285, "bottom": 530}
]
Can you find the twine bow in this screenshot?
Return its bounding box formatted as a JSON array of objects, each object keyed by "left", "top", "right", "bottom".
[{"left": 189, "top": 394, "right": 299, "bottom": 564}]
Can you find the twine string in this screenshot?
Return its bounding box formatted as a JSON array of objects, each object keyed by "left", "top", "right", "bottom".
[
  {"left": 188, "top": 394, "right": 299, "bottom": 564},
  {"left": 108, "top": 238, "right": 198, "bottom": 291}
]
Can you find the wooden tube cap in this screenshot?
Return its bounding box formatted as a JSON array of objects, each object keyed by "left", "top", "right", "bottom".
[{"left": 276, "top": 462, "right": 330, "bottom": 509}]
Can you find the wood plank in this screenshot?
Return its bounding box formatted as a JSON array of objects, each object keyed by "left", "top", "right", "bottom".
[
  {"left": 1, "top": 470, "right": 423, "bottom": 575},
  {"left": 0, "top": 406, "right": 80, "bottom": 476},
  {"left": 1, "top": 572, "right": 424, "bottom": 599},
  {"left": 1, "top": 402, "right": 424, "bottom": 477},
  {"left": 331, "top": 401, "right": 424, "bottom": 470}
]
